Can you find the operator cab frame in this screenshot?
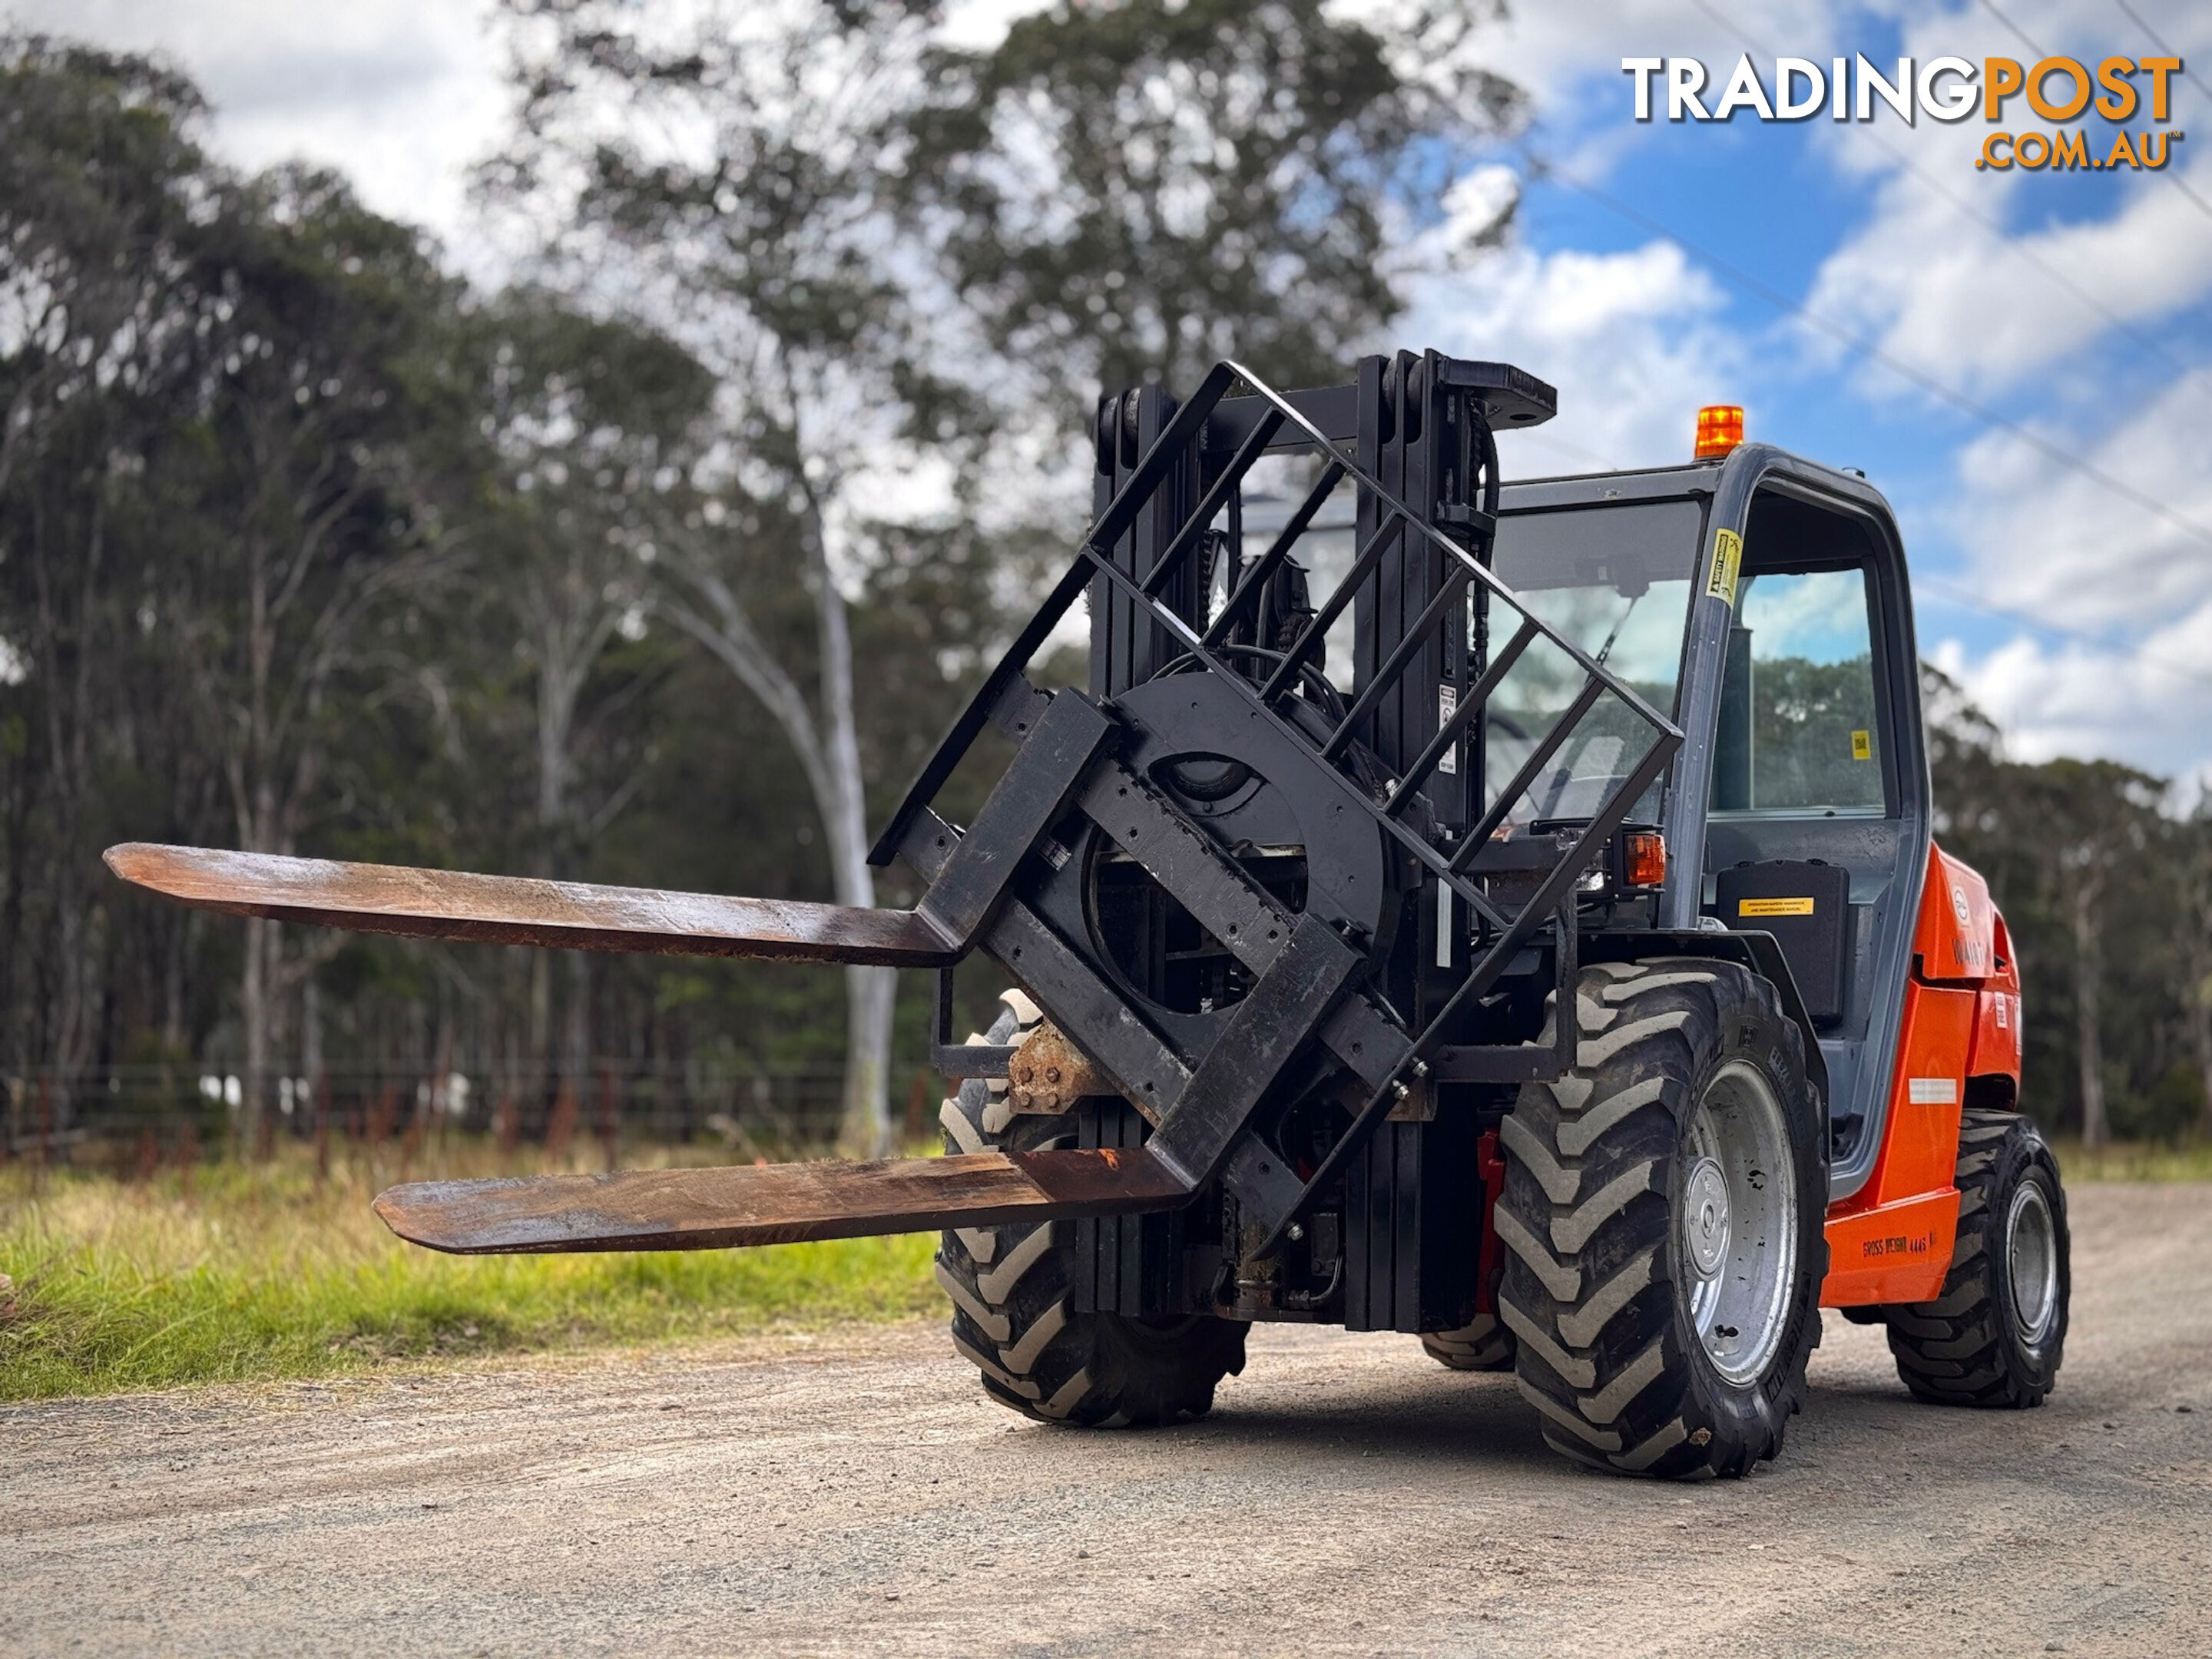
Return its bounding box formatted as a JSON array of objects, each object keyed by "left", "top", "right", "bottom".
[{"left": 1495, "top": 445, "right": 1928, "bottom": 1203}]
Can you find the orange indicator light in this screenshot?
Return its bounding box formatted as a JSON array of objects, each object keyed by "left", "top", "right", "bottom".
[{"left": 1624, "top": 830, "right": 1667, "bottom": 889}]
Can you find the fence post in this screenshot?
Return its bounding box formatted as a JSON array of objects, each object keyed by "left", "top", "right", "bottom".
[
  {"left": 598, "top": 1066, "right": 620, "bottom": 1171},
  {"left": 547, "top": 1078, "right": 578, "bottom": 1165}
]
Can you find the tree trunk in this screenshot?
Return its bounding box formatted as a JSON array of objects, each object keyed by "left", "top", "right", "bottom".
[
  {"left": 28, "top": 484, "right": 108, "bottom": 1131},
  {"left": 162, "top": 912, "right": 195, "bottom": 1054},
  {"left": 234, "top": 505, "right": 278, "bottom": 1152},
  {"left": 2193, "top": 982, "right": 2212, "bottom": 1141},
  {"left": 522, "top": 572, "right": 621, "bottom": 1137},
  {"left": 656, "top": 502, "right": 896, "bottom": 1157},
  {"left": 2179, "top": 935, "right": 2212, "bottom": 1141},
  {"left": 2069, "top": 879, "right": 2108, "bottom": 1148},
  {"left": 810, "top": 515, "right": 894, "bottom": 1160}
]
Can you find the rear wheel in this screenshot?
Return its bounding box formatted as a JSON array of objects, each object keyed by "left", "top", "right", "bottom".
[
  {"left": 1422, "top": 1316, "right": 1515, "bottom": 1372},
  {"left": 1498, "top": 959, "right": 1826, "bottom": 1478},
  {"left": 935, "top": 992, "right": 1247, "bottom": 1426},
  {"left": 1883, "top": 1108, "right": 2068, "bottom": 1407}
]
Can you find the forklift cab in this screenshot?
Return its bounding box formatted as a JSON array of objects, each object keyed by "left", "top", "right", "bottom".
[{"left": 1493, "top": 445, "right": 1928, "bottom": 1202}]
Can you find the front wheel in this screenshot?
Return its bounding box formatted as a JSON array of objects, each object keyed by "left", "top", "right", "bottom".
[{"left": 1498, "top": 959, "right": 1826, "bottom": 1479}]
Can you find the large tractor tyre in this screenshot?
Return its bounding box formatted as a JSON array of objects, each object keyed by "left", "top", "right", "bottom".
[
  {"left": 1422, "top": 1316, "right": 1515, "bottom": 1373},
  {"left": 1883, "top": 1108, "right": 2068, "bottom": 1408},
  {"left": 935, "top": 992, "right": 1247, "bottom": 1427},
  {"left": 1498, "top": 959, "right": 1826, "bottom": 1479}
]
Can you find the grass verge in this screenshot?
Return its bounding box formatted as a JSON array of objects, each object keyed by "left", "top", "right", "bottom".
[
  {"left": 7, "top": 1130, "right": 2204, "bottom": 1402},
  {"left": 0, "top": 1142, "right": 940, "bottom": 1402},
  {"left": 2051, "top": 1137, "right": 2212, "bottom": 1181}
]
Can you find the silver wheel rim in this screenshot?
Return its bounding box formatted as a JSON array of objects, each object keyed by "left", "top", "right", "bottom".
[
  {"left": 1682, "top": 1060, "right": 1799, "bottom": 1386},
  {"left": 2006, "top": 1181, "right": 2059, "bottom": 1346}
]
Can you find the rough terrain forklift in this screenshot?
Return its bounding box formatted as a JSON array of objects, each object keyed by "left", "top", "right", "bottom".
[{"left": 109, "top": 350, "right": 2069, "bottom": 1478}]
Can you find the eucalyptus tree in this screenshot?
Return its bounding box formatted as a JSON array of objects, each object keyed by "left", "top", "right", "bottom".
[
  {"left": 153, "top": 166, "right": 465, "bottom": 1144},
  {"left": 485, "top": 0, "right": 1524, "bottom": 1154},
  {"left": 0, "top": 41, "right": 221, "bottom": 1114},
  {"left": 484, "top": 0, "right": 992, "bottom": 1154},
  {"left": 1922, "top": 665, "right": 2176, "bottom": 1143},
  {"left": 2036, "top": 762, "right": 2164, "bottom": 1147},
  {"left": 907, "top": 0, "right": 1527, "bottom": 399},
  {"left": 460, "top": 298, "right": 716, "bottom": 1100}
]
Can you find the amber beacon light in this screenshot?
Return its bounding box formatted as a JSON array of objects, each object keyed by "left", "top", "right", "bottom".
[{"left": 1694, "top": 404, "right": 1744, "bottom": 459}]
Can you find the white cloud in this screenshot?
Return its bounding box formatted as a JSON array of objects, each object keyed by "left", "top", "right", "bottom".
[
  {"left": 5, "top": 0, "right": 513, "bottom": 276},
  {"left": 1949, "top": 365, "right": 2212, "bottom": 628},
  {"left": 1767, "top": 0, "right": 2212, "bottom": 779},
  {"left": 1929, "top": 607, "right": 2212, "bottom": 785},
  {"left": 1817, "top": 163, "right": 2212, "bottom": 395},
  {"left": 937, "top": 0, "right": 1051, "bottom": 51},
  {"left": 1803, "top": 0, "right": 2212, "bottom": 399},
  {"left": 1399, "top": 174, "right": 1746, "bottom": 473},
  {"left": 1923, "top": 361, "right": 2212, "bottom": 778}
]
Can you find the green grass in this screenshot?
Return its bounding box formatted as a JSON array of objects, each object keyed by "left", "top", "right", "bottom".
[
  {"left": 2051, "top": 1137, "right": 2212, "bottom": 1181},
  {"left": 0, "top": 1141, "right": 940, "bottom": 1402},
  {"left": 8, "top": 1129, "right": 2205, "bottom": 1403}
]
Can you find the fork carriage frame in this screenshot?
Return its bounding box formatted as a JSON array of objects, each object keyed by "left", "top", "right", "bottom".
[{"left": 855, "top": 349, "right": 1694, "bottom": 1326}]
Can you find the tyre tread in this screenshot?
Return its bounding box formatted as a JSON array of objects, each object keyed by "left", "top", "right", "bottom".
[
  {"left": 1498, "top": 958, "right": 1823, "bottom": 1479},
  {"left": 935, "top": 994, "right": 1245, "bottom": 1428},
  {"left": 1879, "top": 1107, "right": 2068, "bottom": 1409}
]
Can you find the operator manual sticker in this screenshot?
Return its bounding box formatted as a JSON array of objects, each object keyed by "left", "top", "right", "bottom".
[{"left": 1738, "top": 896, "right": 1816, "bottom": 916}]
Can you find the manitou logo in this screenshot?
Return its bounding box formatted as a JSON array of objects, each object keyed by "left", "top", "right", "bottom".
[{"left": 1623, "top": 54, "right": 2185, "bottom": 173}]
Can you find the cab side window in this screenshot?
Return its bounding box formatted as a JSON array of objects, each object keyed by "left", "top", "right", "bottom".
[{"left": 1710, "top": 565, "right": 1885, "bottom": 813}]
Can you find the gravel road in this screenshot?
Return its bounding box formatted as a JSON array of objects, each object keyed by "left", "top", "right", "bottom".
[{"left": 8, "top": 1182, "right": 2210, "bottom": 1657}]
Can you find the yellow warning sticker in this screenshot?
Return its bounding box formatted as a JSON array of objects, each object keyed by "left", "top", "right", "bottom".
[
  {"left": 1851, "top": 728, "right": 1873, "bottom": 760},
  {"left": 1707, "top": 528, "right": 1743, "bottom": 607},
  {"left": 1739, "top": 896, "right": 1816, "bottom": 917}
]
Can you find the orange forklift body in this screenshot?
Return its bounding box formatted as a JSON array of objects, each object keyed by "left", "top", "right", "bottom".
[{"left": 1822, "top": 846, "right": 2018, "bottom": 1306}]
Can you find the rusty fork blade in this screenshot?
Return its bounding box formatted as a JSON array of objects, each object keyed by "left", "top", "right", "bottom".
[
  {"left": 103, "top": 843, "right": 960, "bottom": 967},
  {"left": 372, "top": 1148, "right": 1191, "bottom": 1253}
]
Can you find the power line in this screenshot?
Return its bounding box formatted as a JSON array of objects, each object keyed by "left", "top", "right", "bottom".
[
  {"left": 1685, "top": 0, "right": 2184, "bottom": 375},
  {"left": 2112, "top": 0, "right": 2212, "bottom": 109},
  {"left": 1982, "top": 0, "right": 2212, "bottom": 218},
  {"left": 1516, "top": 144, "right": 2212, "bottom": 550},
  {"left": 1513, "top": 428, "right": 1625, "bottom": 473},
  {"left": 1916, "top": 575, "right": 2212, "bottom": 694},
  {"left": 1979, "top": 0, "right": 2048, "bottom": 58},
  {"left": 1514, "top": 16, "right": 2212, "bottom": 670}
]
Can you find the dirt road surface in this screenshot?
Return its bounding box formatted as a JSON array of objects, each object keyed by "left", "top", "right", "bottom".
[{"left": 7, "top": 1182, "right": 2210, "bottom": 1657}]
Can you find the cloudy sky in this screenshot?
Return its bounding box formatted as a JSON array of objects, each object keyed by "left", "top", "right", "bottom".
[{"left": 11, "top": 0, "right": 2212, "bottom": 784}]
